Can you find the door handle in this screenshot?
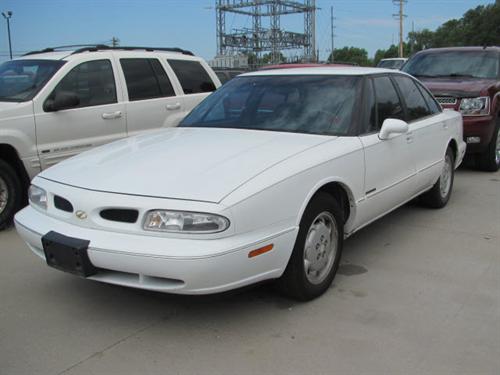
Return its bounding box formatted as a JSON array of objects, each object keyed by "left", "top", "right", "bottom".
[
  {"left": 166, "top": 103, "right": 181, "bottom": 111},
  {"left": 102, "top": 111, "right": 122, "bottom": 120},
  {"left": 406, "top": 132, "right": 413, "bottom": 143}
]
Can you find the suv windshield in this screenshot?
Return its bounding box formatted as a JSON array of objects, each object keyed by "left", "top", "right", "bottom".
[
  {"left": 0, "top": 59, "right": 65, "bottom": 102},
  {"left": 180, "top": 75, "right": 360, "bottom": 136},
  {"left": 377, "top": 60, "right": 405, "bottom": 69},
  {"left": 402, "top": 51, "right": 499, "bottom": 79}
]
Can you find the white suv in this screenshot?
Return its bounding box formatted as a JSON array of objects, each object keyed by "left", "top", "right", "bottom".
[{"left": 0, "top": 45, "right": 221, "bottom": 229}]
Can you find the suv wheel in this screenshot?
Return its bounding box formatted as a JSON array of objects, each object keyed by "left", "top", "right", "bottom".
[
  {"left": 0, "top": 160, "right": 22, "bottom": 230},
  {"left": 476, "top": 118, "right": 500, "bottom": 172}
]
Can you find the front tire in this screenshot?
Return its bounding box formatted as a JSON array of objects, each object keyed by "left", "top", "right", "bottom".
[
  {"left": 277, "top": 192, "right": 343, "bottom": 301},
  {"left": 420, "top": 147, "right": 455, "bottom": 209},
  {"left": 0, "top": 159, "right": 22, "bottom": 230},
  {"left": 476, "top": 119, "right": 500, "bottom": 172}
]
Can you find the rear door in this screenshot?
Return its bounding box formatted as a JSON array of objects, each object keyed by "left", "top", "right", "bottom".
[
  {"left": 34, "top": 55, "right": 126, "bottom": 169},
  {"left": 356, "top": 75, "right": 417, "bottom": 226},
  {"left": 117, "top": 55, "right": 183, "bottom": 136},
  {"left": 392, "top": 75, "right": 446, "bottom": 190},
  {"left": 165, "top": 58, "right": 218, "bottom": 119}
]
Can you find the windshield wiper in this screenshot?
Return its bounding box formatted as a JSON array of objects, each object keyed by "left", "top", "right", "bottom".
[{"left": 434, "top": 73, "right": 475, "bottom": 78}]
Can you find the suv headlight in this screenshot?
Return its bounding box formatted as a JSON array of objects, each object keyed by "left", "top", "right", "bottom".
[
  {"left": 143, "top": 210, "right": 230, "bottom": 234},
  {"left": 28, "top": 185, "right": 47, "bottom": 210},
  {"left": 459, "top": 97, "right": 490, "bottom": 116}
]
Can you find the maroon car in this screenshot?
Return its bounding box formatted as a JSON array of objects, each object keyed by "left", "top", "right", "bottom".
[{"left": 403, "top": 47, "right": 500, "bottom": 171}]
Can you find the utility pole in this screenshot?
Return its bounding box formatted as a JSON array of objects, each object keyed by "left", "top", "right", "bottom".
[
  {"left": 330, "top": 6, "right": 335, "bottom": 63},
  {"left": 111, "top": 37, "right": 120, "bottom": 47},
  {"left": 392, "top": 0, "right": 407, "bottom": 58},
  {"left": 2, "top": 11, "right": 13, "bottom": 60}
]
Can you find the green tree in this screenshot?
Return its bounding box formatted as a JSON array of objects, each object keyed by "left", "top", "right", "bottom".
[{"left": 328, "top": 46, "right": 370, "bottom": 66}]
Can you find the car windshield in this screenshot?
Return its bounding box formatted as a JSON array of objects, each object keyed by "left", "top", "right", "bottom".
[
  {"left": 377, "top": 60, "right": 405, "bottom": 69},
  {"left": 402, "top": 51, "right": 499, "bottom": 79},
  {"left": 0, "top": 59, "right": 65, "bottom": 102},
  {"left": 180, "top": 75, "right": 361, "bottom": 136}
]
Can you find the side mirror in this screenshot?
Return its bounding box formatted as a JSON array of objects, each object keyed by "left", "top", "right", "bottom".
[
  {"left": 379, "top": 118, "right": 409, "bottom": 140},
  {"left": 44, "top": 91, "right": 80, "bottom": 112}
]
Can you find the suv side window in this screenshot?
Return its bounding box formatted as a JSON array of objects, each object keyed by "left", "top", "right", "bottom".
[
  {"left": 167, "top": 59, "right": 216, "bottom": 94},
  {"left": 372, "top": 76, "right": 404, "bottom": 129},
  {"left": 415, "top": 81, "right": 442, "bottom": 114},
  {"left": 48, "top": 59, "right": 116, "bottom": 109},
  {"left": 120, "top": 58, "right": 175, "bottom": 101},
  {"left": 393, "top": 75, "right": 432, "bottom": 122}
]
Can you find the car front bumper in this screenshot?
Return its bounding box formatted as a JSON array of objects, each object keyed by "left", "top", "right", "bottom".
[{"left": 15, "top": 206, "right": 298, "bottom": 294}]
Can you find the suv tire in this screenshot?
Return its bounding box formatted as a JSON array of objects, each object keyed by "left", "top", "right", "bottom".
[
  {"left": 476, "top": 118, "right": 500, "bottom": 172},
  {"left": 0, "top": 160, "right": 22, "bottom": 230}
]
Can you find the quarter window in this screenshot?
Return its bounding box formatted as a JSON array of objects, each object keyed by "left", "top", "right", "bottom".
[
  {"left": 120, "top": 58, "right": 175, "bottom": 101},
  {"left": 393, "top": 75, "right": 432, "bottom": 121},
  {"left": 416, "top": 82, "right": 442, "bottom": 114},
  {"left": 372, "top": 76, "right": 404, "bottom": 129},
  {"left": 48, "top": 60, "right": 116, "bottom": 109},
  {"left": 167, "top": 59, "right": 216, "bottom": 94}
]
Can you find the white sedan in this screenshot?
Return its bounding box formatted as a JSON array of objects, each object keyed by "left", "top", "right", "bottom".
[{"left": 15, "top": 67, "right": 466, "bottom": 300}]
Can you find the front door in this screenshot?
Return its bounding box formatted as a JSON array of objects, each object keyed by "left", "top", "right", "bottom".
[{"left": 34, "top": 55, "right": 126, "bottom": 169}]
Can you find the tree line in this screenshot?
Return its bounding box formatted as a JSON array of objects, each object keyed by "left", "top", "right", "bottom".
[{"left": 327, "top": 0, "right": 500, "bottom": 66}]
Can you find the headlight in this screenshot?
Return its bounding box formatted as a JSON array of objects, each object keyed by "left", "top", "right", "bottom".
[
  {"left": 28, "top": 185, "right": 47, "bottom": 210},
  {"left": 143, "top": 210, "right": 230, "bottom": 234},
  {"left": 459, "top": 97, "right": 490, "bottom": 116}
]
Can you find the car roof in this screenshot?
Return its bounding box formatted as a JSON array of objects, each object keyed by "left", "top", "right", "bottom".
[
  {"left": 380, "top": 58, "right": 407, "bottom": 61},
  {"left": 242, "top": 66, "right": 404, "bottom": 77},
  {"left": 259, "top": 63, "right": 353, "bottom": 70}
]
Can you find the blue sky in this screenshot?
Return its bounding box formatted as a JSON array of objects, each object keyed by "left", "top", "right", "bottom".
[{"left": 0, "top": 0, "right": 494, "bottom": 62}]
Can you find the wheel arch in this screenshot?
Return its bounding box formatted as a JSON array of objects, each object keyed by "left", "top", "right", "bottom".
[{"left": 296, "top": 178, "right": 357, "bottom": 231}]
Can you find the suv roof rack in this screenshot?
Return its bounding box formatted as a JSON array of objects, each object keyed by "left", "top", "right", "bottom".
[{"left": 24, "top": 45, "right": 194, "bottom": 57}]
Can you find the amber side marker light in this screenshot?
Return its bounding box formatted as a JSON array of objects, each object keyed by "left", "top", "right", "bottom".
[{"left": 248, "top": 244, "right": 274, "bottom": 258}]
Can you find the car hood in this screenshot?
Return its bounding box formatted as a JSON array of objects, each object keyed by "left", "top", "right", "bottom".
[
  {"left": 40, "top": 127, "right": 332, "bottom": 203},
  {"left": 418, "top": 77, "right": 497, "bottom": 98}
]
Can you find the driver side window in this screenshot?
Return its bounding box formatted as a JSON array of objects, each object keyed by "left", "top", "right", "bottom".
[
  {"left": 373, "top": 76, "right": 404, "bottom": 129},
  {"left": 47, "top": 60, "right": 117, "bottom": 109}
]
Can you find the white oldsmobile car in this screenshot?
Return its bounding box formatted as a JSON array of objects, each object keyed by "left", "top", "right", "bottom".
[{"left": 15, "top": 68, "right": 466, "bottom": 301}]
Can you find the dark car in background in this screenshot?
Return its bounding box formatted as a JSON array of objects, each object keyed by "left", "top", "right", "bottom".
[{"left": 402, "top": 47, "right": 500, "bottom": 171}]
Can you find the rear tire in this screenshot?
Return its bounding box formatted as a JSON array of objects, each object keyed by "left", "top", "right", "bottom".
[
  {"left": 277, "top": 192, "right": 343, "bottom": 301},
  {"left": 420, "top": 147, "right": 455, "bottom": 209},
  {"left": 0, "top": 159, "right": 22, "bottom": 230},
  {"left": 476, "top": 119, "right": 500, "bottom": 172}
]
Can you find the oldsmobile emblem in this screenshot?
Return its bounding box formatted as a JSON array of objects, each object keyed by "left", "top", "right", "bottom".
[{"left": 75, "top": 210, "right": 88, "bottom": 220}]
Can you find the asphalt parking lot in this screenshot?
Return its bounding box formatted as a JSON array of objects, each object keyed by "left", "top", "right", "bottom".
[{"left": 1, "top": 166, "right": 499, "bottom": 375}]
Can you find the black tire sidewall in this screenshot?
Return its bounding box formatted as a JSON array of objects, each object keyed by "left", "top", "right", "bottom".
[
  {"left": 283, "top": 193, "right": 344, "bottom": 300},
  {"left": 0, "top": 160, "right": 22, "bottom": 229},
  {"left": 439, "top": 147, "right": 455, "bottom": 206}
]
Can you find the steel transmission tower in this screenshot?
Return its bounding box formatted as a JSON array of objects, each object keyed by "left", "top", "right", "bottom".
[{"left": 215, "top": 0, "right": 317, "bottom": 65}]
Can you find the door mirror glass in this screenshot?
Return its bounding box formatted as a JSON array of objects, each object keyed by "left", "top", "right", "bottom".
[
  {"left": 44, "top": 91, "right": 80, "bottom": 112},
  {"left": 379, "top": 118, "right": 409, "bottom": 140}
]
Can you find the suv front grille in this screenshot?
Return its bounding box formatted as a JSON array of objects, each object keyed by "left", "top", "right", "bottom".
[{"left": 436, "top": 96, "right": 457, "bottom": 105}]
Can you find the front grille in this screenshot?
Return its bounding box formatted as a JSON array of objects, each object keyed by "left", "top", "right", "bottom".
[
  {"left": 436, "top": 96, "right": 457, "bottom": 105},
  {"left": 100, "top": 209, "right": 139, "bottom": 223},
  {"left": 53, "top": 195, "right": 73, "bottom": 213}
]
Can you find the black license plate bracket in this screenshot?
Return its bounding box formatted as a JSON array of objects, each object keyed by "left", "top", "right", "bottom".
[{"left": 41, "top": 231, "right": 97, "bottom": 277}]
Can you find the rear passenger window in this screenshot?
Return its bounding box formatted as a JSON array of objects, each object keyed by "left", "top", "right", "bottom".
[
  {"left": 48, "top": 59, "right": 116, "bottom": 109},
  {"left": 373, "top": 76, "right": 404, "bottom": 129},
  {"left": 120, "top": 58, "right": 175, "bottom": 101},
  {"left": 415, "top": 82, "right": 442, "bottom": 114},
  {"left": 393, "top": 76, "right": 432, "bottom": 121},
  {"left": 167, "top": 60, "right": 216, "bottom": 94}
]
